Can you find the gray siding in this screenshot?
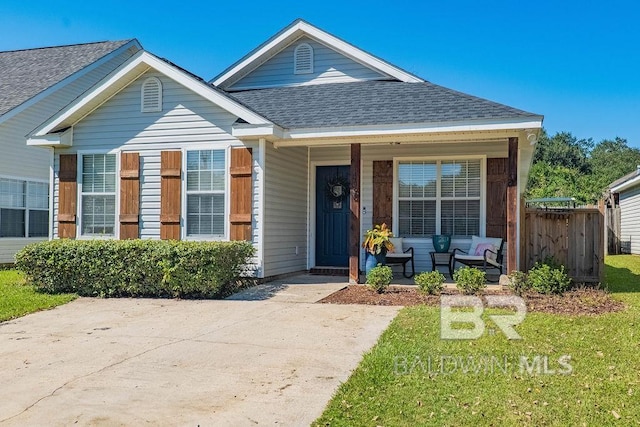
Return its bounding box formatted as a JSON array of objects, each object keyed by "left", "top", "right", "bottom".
[
  {"left": 619, "top": 184, "right": 640, "bottom": 254},
  {"left": 0, "top": 48, "right": 135, "bottom": 262},
  {"left": 228, "top": 36, "right": 388, "bottom": 90},
  {"left": 263, "top": 144, "right": 308, "bottom": 277},
  {"left": 309, "top": 141, "right": 508, "bottom": 272},
  {"left": 52, "top": 71, "right": 263, "bottom": 275}
]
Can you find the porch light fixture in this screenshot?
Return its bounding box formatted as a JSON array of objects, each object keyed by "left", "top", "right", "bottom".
[{"left": 525, "top": 130, "right": 538, "bottom": 145}]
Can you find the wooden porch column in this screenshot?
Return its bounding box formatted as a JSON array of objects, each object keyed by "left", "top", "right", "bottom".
[
  {"left": 507, "top": 137, "right": 518, "bottom": 273},
  {"left": 349, "top": 144, "right": 361, "bottom": 283}
]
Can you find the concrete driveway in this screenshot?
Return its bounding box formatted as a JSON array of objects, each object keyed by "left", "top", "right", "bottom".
[{"left": 0, "top": 276, "right": 399, "bottom": 426}]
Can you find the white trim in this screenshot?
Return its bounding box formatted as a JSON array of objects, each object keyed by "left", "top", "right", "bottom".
[
  {"left": 28, "top": 51, "right": 273, "bottom": 144},
  {"left": 308, "top": 160, "right": 351, "bottom": 269},
  {"left": 0, "top": 40, "right": 142, "bottom": 126},
  {"left": 181, "top": 146, "right": 230, "bottom": 241},
  {"left": 211, "top": 20, "right": 423, "bottom": 88},
  {"left": 76, "top": 150, "right": 120, "bottom": 240},
  {"left": 49, "top": 148, "right": 55, "bottom": 240},
  {"left": 611, "top": 174, "right": 640, "bottom": 193},
  {"left": 392, "top": 155, "right": 487, "bottom": 240},
  {"left": 256, "top": 139, "right": 266, "bottom": 277},
  {"left": 275, "top": 119, "right": 544, "bottom": 143}
]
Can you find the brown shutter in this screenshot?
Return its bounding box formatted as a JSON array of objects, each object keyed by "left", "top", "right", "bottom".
[
  {"left": 372, "top": 160, "right": 393, "bottom": 227},
  {"left": 120, "top": 152, "right": 140, "bottom": 239},
  {"left": 160, "top": 151, "right": 181, "bottom": 240},
  {"left": 229, "top": 147, "right": 252, "bottom": 241},
  {"left": 486, "top": 158, "right": 507, "bottom": 239},
  {"left": 58, "top": 154, "right": 77, "bottom": 239}
]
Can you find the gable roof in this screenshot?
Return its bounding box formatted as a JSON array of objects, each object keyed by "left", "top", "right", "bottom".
[
  {"left": 610, "top": 167, "right": 640, "bottom": 193},
  {"left": 0, "top": 40, "right": 140, "bottom": 119},
  {"left": 27, "top": 50, "right": 273, "bottom": 146},
  {"left": 211, "top": 19, "right": 423, "bottom": 89},
  {"left": 226, "top": 80, "right": 543, "bottom": 130}
]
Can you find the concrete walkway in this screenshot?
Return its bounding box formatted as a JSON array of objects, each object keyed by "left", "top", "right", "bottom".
[{"left": 0, "top": 276, "right": 399, "bottom": 426}]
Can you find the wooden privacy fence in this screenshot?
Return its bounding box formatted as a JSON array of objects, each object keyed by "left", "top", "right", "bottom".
[{"left": 523, "top": 208, "right": 604, "bottom": 282}]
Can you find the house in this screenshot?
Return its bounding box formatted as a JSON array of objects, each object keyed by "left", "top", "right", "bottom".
[
  {"left": 608, "top": 166, "right": 640, "bottom": 254},
  {"left": 26, "top": 19, "right": 543, "bottom": 282},
  {"left": 0, "top": 40, "right": 141, "bottom": 263}
]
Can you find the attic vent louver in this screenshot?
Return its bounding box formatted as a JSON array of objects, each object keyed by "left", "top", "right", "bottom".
[
  {"left": 294, "top": 43, "right": 313, "bottom": 74},
  {"left": 141, "top": 77, "right": 162, "bottom": 113}
]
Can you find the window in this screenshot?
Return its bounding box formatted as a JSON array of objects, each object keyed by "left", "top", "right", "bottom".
[
  {"left": 294, "top": 43, "right": 314, "bottom": 74},
  {"left": 186, "top": 150, "right": 226, "bottom": 237},
  {"left": 0, "top": 178, "right": 49, "bottom": 238},
  {"left": 397, "top": 159, "right": 481, "bottom": 238},
  {"left": 141, "top": 77, "right": 162, "bottom": 112},
  {"left": 81, "top": 154, "right": 117, "bottom": 236}
]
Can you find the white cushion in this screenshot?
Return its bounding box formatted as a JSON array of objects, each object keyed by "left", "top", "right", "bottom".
[
  {"left": 468, "top": 236, "right": 502, "bottom": 256},
  {"left": 388, "top": 237, "right": 403, "bottom": 253}
]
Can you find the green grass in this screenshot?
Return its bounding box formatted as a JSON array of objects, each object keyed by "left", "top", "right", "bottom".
[
  {"left": 314, "top": 255, "right": 640, "bottom": 426},
  {"left": 0, "top": 270, "right": 76, "bottom": 322}
]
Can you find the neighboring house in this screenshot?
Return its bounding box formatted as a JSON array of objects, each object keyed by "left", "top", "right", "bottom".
[
  {"left": 0, "top": 40, "right": 141, "bottom": 262},
  {"left": 27, "top": 19, "right": 543, "bottom": 281},
  {"left": 609, "top": 166, "right": 640, "bottom": 254}
]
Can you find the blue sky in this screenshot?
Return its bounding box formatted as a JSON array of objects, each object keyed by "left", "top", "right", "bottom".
[{"left": 1, "top": 0, "right": 638, "bottom": 147}]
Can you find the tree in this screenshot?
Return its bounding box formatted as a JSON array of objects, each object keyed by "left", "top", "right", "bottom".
[
  {"left": 526, "top": 131, "right": 640, "bottom": 205},
  {"left": 532, "top": 130, "right": 592, "bottom": 173},
  {"left": 589, "top": 137, "right": 640, "bottom": 194}
]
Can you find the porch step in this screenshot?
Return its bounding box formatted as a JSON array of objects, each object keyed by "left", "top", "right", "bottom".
[{"left": 309, "top": 267, "right": 349, "bottom": 276}]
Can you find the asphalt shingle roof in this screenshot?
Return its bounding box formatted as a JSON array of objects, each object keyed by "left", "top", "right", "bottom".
[
  {"left": 0, "top": 40, "right": 133, "bottom": 117},
  {"left": 225, "top": 80, "right": 542, "bottom": 129}
]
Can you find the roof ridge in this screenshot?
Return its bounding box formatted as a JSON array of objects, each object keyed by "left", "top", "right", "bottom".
[{"left": 0, "top": 39, "right": 134, "bottom": 54}]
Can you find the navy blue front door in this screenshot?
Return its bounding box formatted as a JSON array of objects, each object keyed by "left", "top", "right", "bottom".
[{"left": 316, "top": 166, "right": 350, "bottom": 267}]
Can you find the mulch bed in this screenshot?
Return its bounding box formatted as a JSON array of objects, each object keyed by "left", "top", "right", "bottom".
[{"left": 318, "top": 285, "right": 625, "bottom": 316}]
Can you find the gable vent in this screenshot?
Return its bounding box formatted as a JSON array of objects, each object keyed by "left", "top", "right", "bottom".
[
  {"left": 141, "top": 77, "right": 162, "bottom": 113},
  {"left": 294, "top": 43, "right": 314, "bottom": 74}
]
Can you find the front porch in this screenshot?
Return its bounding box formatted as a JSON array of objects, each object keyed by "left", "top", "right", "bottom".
[{"left": 289, "top": 133, "right": 529, "bottom": 283}]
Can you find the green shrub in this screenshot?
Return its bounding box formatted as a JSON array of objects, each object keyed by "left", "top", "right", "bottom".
[
  {"left": 415, "top": 271, "right": 445, "bottom": 295},
  {"left": 505, "top": 270, "right": 529, "bottom": 296},
  {"left": 15, "top": 239, "right": 255, "bottom": 299},
  {"left": 366, "top": 265, "right": 393, "bottom": 293},
  {"left": 527, "top": 262, "right": 572, "bottom": 294},
  {"left": 453, "top": 267, "right": 486, "bottom": 295}
]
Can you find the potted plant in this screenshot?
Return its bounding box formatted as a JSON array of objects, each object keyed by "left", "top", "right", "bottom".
[{"left": 362, "top": 223, "right": 395, "bottom": 274}]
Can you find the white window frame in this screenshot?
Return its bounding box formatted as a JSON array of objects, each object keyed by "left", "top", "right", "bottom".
[
  {"left": 0, "top": 174, "right": 49, "bottom": 239},
  {"left": 77, "top": 150, "right": 120, "bottom": 239},
  {"left": 182, "top": 146, "right": 230, "bottom": 241},
  {"left": 392, "top": 156, "right": 486, "bottom": 239},
  {"left": 293, "top": 43, "right": 314, "bottom": 74},
  {"left": 141, "top": 76, "right": 163, "bottom": 113}
]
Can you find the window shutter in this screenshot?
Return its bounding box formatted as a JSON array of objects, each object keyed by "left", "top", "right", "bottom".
[
  {"left": 294, "top": 43, "right": 314, "bottom": 74},
  {"left": 141, "top": 77, "right": 162, "bottom": 113},
  {"left": 373, "top": 160, "right": 393, "bottom": 227},
  {"left": 486, "top": 158, "right": 507, "bottom": 239},
  {"left": 58, "top": 154, "right": 77, "bottom": 238},
  {"left": 120, "top": 152, "right": 140, "bottom": 239},
  {"left": 160, "top": 151, "right": 181, "bottom": 240},
  {"left": 229, "top": 147, "right": 252, "bottom": 241}
]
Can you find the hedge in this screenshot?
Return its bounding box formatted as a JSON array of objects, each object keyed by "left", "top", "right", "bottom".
[{"left": 15, "top": 239, "right": 256, "bottom": 299}]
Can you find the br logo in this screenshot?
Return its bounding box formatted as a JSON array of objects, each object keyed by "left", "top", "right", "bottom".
[{"left": 440, "top": 295, "right": 526, "bottom": 340}]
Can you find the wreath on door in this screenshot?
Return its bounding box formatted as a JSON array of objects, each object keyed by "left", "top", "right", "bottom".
[{"left": 325, "top": 176, "right": 350, "bottom": 203}]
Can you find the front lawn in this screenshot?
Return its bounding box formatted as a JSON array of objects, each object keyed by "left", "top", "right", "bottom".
[
  {"left": 314, "top": 255, "right": 640, "bottom": 426},
  {"left": 0, "top": 270, "right": 76, "bottom": 322}
]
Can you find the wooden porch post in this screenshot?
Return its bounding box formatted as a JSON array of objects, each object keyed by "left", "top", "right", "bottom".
[
  {"left": 507, "top": 137, "right": 518, "bottom": 273},
  {"left": 350, "top": 144, "right": 361, "bottom": 283}
]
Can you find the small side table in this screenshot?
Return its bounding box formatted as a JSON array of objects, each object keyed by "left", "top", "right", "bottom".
[{"left": 430, "top": 251, "right": 454, "bottom": 278}]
